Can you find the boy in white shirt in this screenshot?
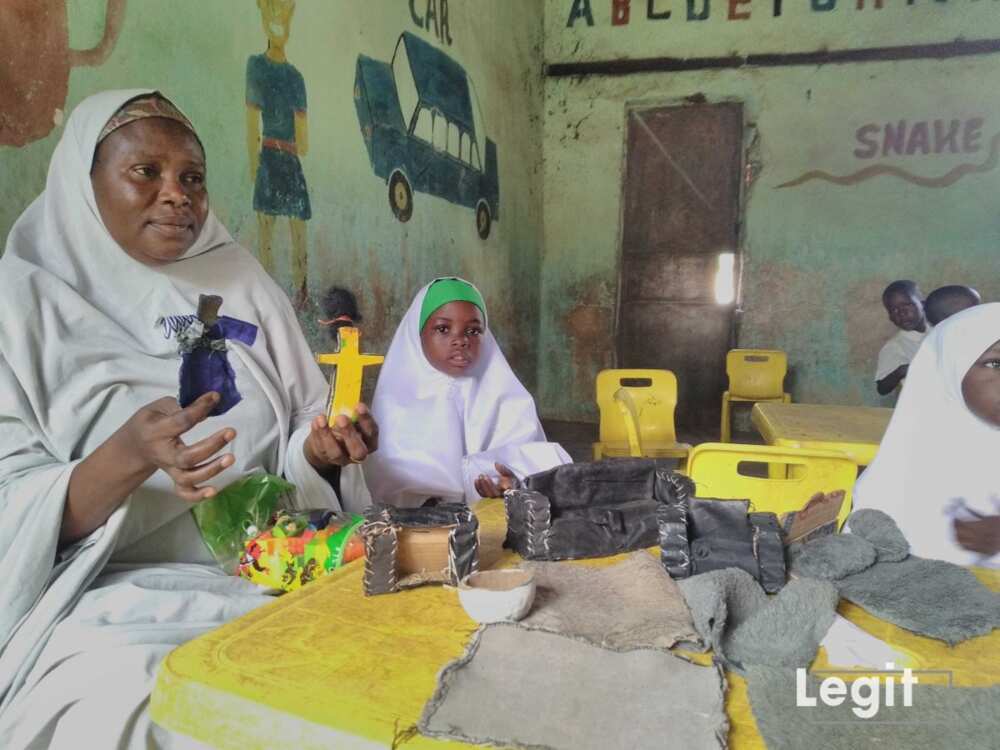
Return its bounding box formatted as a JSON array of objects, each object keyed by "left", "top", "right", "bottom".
[{"left": 875, "top": 280, "right": 930, "bottom": 396}]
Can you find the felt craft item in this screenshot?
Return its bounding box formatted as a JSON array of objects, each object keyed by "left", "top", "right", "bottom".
[
  {"left": 781, "top": 490, "right": 846, "bottom": 545},
  {"left": 504, "top": 459, "right": 693, "bottom": 560},
  {"left": 847, "top": 508, "right": 910, "bottom": 562},
  {"left": 659, "top": 493, "right": 787, "bottom": 593},
  {"left": 157, "top": 294, "right": 259, "bottom": 417},
  {"left": 519, "top": 552, "right": 699, "bottom": 650},
  {"left": 419, "top": 624, "right": 728, "bottom": 750},
  {"left": 359, "top": 503, "right": 478, "bottom": 595},
  {"left": 792, "top": 510, "right": 1000, "bottom": 645},
  {"left": 745, "top": 665, "right": 1000, "bottom": 750},
  {"left": 315, "top": 326, "right": 383, "bottom": 422},
  {"left": 678, "top": 568, "right": 838, "bottom": 673}
]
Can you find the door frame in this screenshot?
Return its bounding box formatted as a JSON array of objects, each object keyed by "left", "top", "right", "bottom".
[{"left": 612, "top": 95, "right": 751, "bottom": 368}]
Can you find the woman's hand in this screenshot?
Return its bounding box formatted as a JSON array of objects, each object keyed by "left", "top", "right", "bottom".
[
  {"left": 303, "top": 403, "right": 379, "bottom": 473},
  {"left": 474, "top": 463, "right": 519, "bottom": 499},
  {"left": 63, "top": 391, "right": 235, "bottom": 546},
  {"left": 954, "top": 515, "right": 1000, "bottom": 556},
  {"left": 117, "top": 391, "right": 236, "bottom": 502}
]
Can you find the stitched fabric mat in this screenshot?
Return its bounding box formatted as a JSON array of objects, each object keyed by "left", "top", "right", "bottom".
[
  {"left": 420, "top": 624, "right": 728, "bottom": 750},
  {"left": 519, "top": 552, "right": 698, "bottom": 650}
]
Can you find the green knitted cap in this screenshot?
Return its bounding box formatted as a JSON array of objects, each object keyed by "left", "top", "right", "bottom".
[{"left": 419, "top": 278, "right": 486, "bottom": 331}]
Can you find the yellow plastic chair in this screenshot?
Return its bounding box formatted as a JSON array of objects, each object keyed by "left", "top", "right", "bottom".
[
  {"left": 685, "top": 443, "right": 857, "bottom": 529},
  {"left": 721, "top": 349, "right": 791, "bottom": 443},
  {"left": 592, "top": 369, "right": 692, "bottom": 465}
]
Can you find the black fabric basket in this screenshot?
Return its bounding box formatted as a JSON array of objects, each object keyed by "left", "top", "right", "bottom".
[
  {"left": 503, "top": 458, "right": 694, "bottom": 561},
  {"left": 658, "top": 495, "right": 786, "bottom": 593}
]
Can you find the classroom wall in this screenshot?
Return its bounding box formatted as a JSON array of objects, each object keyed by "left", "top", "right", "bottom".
[
  {"left": 539, "top": 0, "right": 1000, "bottom": 422},
  {"left": 0, "top": 0, "right": 544, "bottom": 391}
]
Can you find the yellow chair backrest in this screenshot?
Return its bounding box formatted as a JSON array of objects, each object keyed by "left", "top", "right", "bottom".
[
  {"left": 686, "top": 443, "right": 857, "bottom": 529},
  {"left": 596, "top": 369, "right": 680, "bottom": 447},
  {"left": 726, "top": 349, "right": 787, "bottom": 399}
]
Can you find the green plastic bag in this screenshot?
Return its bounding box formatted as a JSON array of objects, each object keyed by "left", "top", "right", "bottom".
[{"left": 191, "top": 472, "right": 296, "bottom": 574}]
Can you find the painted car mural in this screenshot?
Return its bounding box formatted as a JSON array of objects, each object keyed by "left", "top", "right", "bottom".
[{"left": 354, "top": 32, "right": 499, "bottom": 239}]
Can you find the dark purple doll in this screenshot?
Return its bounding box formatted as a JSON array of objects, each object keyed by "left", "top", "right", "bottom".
[{"left": 159, "top": 295, "right": 258, "bottom": 417}]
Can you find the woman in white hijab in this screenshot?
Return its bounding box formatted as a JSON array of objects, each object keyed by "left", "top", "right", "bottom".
[
  {"left": 0, "top": 90, "right": 377, "bottom": 748},
  {"left": 855, "top": 303, "right": 1000, "bottom": 567},
  {"left": 363, "top": 278, "right": 571, "bottom": 508}
]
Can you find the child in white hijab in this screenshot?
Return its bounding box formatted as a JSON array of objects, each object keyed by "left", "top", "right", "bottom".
[
  {"left": 364, "top": 278, "right": 571, "bottom": 507},
  {"left": 855, "top": 303, "right": 1000, "bottom": 567}
]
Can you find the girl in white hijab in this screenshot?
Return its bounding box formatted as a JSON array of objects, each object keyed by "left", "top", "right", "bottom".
[
  {"left": 364, "top": 278, "right": 571, "bottom": 508},
  {"left": 0, "top": 90, "right": 375, "bottom": 748},
  {"left": 855, "top": 303, "right": 1000, "bottom": 567}
]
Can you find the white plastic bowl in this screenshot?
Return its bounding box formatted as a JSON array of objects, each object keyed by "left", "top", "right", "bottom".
[{"left": 457, "top": 569, "right": 536, "bottom": 624}]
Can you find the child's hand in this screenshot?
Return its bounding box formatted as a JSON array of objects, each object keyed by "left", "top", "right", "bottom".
[
  {"left": 954, "top": 515, "right": 1000, "bottom": 556},
  {"left": 474, "top": 463, "right": 519, "bottom": 498}
]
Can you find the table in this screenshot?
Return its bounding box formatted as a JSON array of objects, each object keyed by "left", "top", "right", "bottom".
[
  {"left": 751, "top": 402, "right": 893, "bottom": 466},
  {"left": 151, "top": 501, "right": 998, "bottom": 750}
]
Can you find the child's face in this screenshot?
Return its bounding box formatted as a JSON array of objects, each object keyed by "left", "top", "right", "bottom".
[
  {"left": 420, "top": 301, "right": 484, "bottom": 376},
  {"left": 962, "top": 338, "right": 1000, "bottom": 428},
  {"left": 884, "top": 291, "right": 926, "bottom": 331}
]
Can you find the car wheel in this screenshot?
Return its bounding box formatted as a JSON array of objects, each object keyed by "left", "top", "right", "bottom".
[
  {"left": 476, "top": 200, "right": 491, "bottom": 240},
  {"left": 389, "top": 171, "right": 413, "bottom": 222}
]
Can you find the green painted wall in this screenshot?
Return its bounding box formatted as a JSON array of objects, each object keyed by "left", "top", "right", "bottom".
[
  {"left": 0, "top": 0, "right": 544, "bottom": 391},
  {"left": 539, "top": 0, "right": 1000, "bottom": 422}
]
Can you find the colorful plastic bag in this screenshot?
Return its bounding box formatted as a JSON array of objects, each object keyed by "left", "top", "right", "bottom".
[
  {"left": 239, "top": 509, "right": 366, "bottom": 592},
  {"left": 191, "top": 472, "right": 295, "bottom": 574}
]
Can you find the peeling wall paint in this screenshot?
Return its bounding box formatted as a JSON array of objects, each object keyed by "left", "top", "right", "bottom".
[
  {"left": 0, "top": 0, "right": 545, "bottom": 392},
  {"left": 539, "top": 49, "right": 1000, "bottom": 422}
]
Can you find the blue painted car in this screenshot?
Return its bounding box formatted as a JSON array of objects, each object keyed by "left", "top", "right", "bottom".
[{"left": 354, "top": 32, "right": 499, "bottom": 239}]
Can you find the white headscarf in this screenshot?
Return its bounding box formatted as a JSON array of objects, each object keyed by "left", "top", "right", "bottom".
[
  {"left": 363, "top": 279, "right": 570, "bottom": 507},
  {"left": 855, "top": 303, "right": 1000, "bottom": 566},
  {"left": 0, "top": 90, "right": 336, "bottom": 678}
]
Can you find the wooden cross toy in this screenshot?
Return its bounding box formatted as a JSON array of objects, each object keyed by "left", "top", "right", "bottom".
[{"left": 315, "top": 327, "right": 384, "bottom": 422}]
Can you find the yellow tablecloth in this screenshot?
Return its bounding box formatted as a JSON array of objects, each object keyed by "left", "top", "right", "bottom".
[
  {"left": 751, "top": 402, "right": 893, "bottom": 466},
  {"left": 151, "top": 500, "right": 999, "bottom": 750}
]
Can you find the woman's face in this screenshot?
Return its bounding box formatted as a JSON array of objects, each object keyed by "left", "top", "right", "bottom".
[
  {"left": 90, "top": 117, "right": 208, "bottom": 265},
  {"left": 420, "top": 301, "right": 484, "bottom": 377},
  {"left": 962, "top": 338, "right": 1000, "bottom": 428}
]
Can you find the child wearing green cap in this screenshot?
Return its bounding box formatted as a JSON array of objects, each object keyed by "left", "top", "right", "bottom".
[{"left": 363, "top": 278, "right": 571, "bottom": 507}]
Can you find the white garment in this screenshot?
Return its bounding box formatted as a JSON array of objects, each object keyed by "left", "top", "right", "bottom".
[
  {"left": 363, "top": 279, "right": 570, "bottom": 507},
  {"left": 0, "top": 90, "right": 360, "bottom": 747},
  {"left": 855, "top": 303, "right": 1000, "bottom": 567},
  {"left": 874, "top": 327, "right": 930, "bottom": 382}
]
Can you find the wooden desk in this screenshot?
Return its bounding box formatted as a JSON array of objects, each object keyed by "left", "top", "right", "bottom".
[
  {"left": 751, "top": 402, "right": 893, "bottom": 466},
  {"left": 151, "top": 500, "right": 997, "bottom": 750}
]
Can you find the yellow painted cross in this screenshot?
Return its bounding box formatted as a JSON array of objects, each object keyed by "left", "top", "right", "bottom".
[{"left": 315, "top": 327, "right": 384, "bottom": 422}]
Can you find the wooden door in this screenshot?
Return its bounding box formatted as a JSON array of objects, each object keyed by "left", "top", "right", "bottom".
[{"left": 618, "top": 102, "right": 743, "bottom": 433}]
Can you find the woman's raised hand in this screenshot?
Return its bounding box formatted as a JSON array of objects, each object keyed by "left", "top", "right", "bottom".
[
  {"left": 117, "top": 391, "right": 236, "bottom": 502},
  {"left": 303, "top": 402, "right": 379, "bottom": 472}
]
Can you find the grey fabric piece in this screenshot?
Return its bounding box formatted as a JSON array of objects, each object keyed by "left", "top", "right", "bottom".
[
  {"left": 725, "top": 578, "right": 839, "bottom": 671},
  {"left": 792, "top": 534, "right": 878, "bottom": 580},
  {"left": 745, "top": 665, "right": 1000, "bottom": 750},
  {"left": 848, "top": 509, "right": 910, "bottom": 562},
  {"left": 519, "top": 552, "right": 699, "bottom": 650},
  {"left": 792, "top": 512, "right": 1000, "bottom": 644},
  {"left": 678, "top": 568, "right": 838, "bottom": 672},
  {"left": 836, "top": 557, "right": 1000, "bottom": 645},
  {"left": 678, "top": 568, "right": 768, "bottom": 655},
  {"left": 420, "top": 624, "right": 728, "bottom": 750}
]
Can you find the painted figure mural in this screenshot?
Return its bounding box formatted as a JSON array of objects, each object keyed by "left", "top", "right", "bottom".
[
  {"left": 246, "top": 0, "right": 312, "bottom": 309},
  {"left": 355, "top": 32, "right": 500, "bottom": 239},
  {"left": 0, "top": 0, "right": 127, "bottom": 147}
]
